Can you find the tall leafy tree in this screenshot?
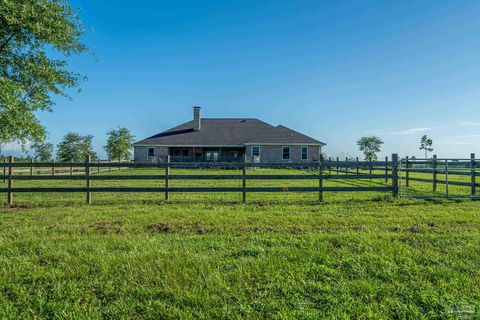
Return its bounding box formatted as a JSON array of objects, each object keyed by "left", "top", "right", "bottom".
[
  {"left": 57, "top": 132, "right": 96, "bottom": 162},
  {"left": 0, "top": 0, "right": 87, "bottom": 144},
  {"left": 357, "top": 136, "right": 384, "bottom": 161},
  {"left": 104, "top": 128, "right": 135, "bottom": 161},
  {"left": 31, "top": 140, "right": 53, "bottom": 161},
  {"left": 79, "top": 134, "right": 96, "bottom": 160},
  {"left": 419, "top": 135, "right": 433, "bottom": 159}
]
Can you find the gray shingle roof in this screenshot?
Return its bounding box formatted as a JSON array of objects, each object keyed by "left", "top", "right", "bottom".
[{"left": 133, "top": 118, "right": 325, "bottom": 146}]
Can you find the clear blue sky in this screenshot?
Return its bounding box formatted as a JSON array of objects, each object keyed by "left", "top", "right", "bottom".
[{"left": 6, "top": 0, "right": 480, "bottom": 159}]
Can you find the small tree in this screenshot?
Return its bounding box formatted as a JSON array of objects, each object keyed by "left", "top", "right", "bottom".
[
  {"left": 419, "top": 135, "right": 433, "bottom": 159},
  {"left": 31, "top": 140, "right": 53, "bottom": 161},
  {"left": 57, "top": 132, "right": 97, "bottom": 162},
  {"left": 357, "top": 136, "right": 384, "bottom": 161},
  {"left": 104, "top": 128, "right": 135, "bottom": 161}
]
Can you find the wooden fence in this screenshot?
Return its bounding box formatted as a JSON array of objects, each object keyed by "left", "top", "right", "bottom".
[
  {"left": 0, "top": 154, "right": 400, "bottom": 205},
  {"left": 400, "top": 153, "right": 479, "bottom": 198}
]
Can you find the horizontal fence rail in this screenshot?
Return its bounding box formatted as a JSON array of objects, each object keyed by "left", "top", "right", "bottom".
[
  {"left": 0, "top": 154, "right": 400, "bottom": 205},
  {"left": 2, "top": 161, "right": 395, "bottom": 169},
  {"left": 0, "top": 174, "right": 396, "bottom": 181},
  {"left": 0, "top": 187, "right": 395, "bottom": 193}
]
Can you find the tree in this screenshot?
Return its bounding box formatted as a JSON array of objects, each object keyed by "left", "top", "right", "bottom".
[
  {"left": 0, "top": 0, "right": 87, "bottom": 145},
  {"left": 419, "top": 135, "right": 433, "bottom": 159},
  {"left": 104, "top": 128, "right": 135, "bottom": 161},
  {"left": 357, "top": 136, "right": 384, "bottom": 161},
  {"left": 31, "top": 140, "right": 53, "bottom": 161},
  {"left": 56, "top": 132, "right": 96, "bottom": 162}
]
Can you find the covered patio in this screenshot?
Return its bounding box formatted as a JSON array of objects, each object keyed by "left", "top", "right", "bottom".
[{"left": 169, "top": 147, "right": 245, "bottom": 162}]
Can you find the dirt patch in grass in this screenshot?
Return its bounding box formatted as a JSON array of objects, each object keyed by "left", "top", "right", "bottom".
[
  {"left": 146, "top": 223, "right": 171, "bottom": 233},
  {"left": 190, "top": 222, "right": 208, "bottom": 234},
  {"left": 180, "top": 222, "right": 219, "bottom": 234},
  {"left": 392, "top": 226, "right": 402, "bottom": 233},
  {"left": 7, "top": 203, "right": 36, "bottom": 210},
  {"left": 146, "top": 222, "right": 223, "bottom": 234},
  {"left": 410, "top": 224, "right": 421, "bottom": 233},
  {"left": 242, "top": 225, "right": 277, "bottom": 234},
  {"left": 1, "top": 287, "right": 17, "bottom": 302},
  {"left": 84, "top": 220, "right": 124, "bottom": 233},
  {"left": 287, "top": 226, "right": 304, "bottom": 234}
]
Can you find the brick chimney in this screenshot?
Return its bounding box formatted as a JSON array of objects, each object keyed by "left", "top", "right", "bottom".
[{"left": 193, "top": 106, "right": 201, "bottom": 131}]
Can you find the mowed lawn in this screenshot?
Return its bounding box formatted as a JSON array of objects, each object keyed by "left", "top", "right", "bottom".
[{"left": 0, "top": 168, "right": 479, "bottom": 319}]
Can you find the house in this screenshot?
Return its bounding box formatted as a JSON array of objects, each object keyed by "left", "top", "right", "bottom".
[{"left": 133, "top": 107, "right": 325, "bottom": 162}]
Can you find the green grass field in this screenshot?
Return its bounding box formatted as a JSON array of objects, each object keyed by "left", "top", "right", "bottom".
[{"left": 0, "top": 168, "right": 479, "bottom": 319}]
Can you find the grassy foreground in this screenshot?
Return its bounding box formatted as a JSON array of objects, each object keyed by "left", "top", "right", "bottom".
[{"left": 0, "top": 170, "right": 479, "bottom": 318}]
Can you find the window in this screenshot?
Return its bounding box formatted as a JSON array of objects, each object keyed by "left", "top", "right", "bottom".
[
  {"left": 206, "top": 152, "right": 219, "bottom": 161},
  {"left": 173, "top": 148, "right": 190, "bottom": 158},
  {"left": 252, "top": 146, "right": 260, "bottom": 157},
  {"left": 301, "top": 146, "right": 308, "bottom": 160},
  {"left": 148, "top": 148, "right": 154, "bottom": 157},
  {"left": 282, "top": 146, "right": 290, "bottom": 160}
]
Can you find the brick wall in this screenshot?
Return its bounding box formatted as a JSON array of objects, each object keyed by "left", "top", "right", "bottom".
[{"left": 134, "top": 146, "right": 169, "bottom": 162}]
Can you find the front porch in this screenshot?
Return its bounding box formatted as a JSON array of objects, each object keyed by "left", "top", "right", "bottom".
[{"left": 169, "top": 147, "right": 245, "bottom": 162}]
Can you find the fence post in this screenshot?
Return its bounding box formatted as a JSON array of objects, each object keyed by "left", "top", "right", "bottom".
[
  {"left": 385, "top": 156, "right": 388, "bottom": 183},
  {"left": 369, "top": 159, "right": 372, "bottom": 176},
  {"left": 97, "top": 159, "right": 100, "bottom": 174},
  {"left": 405, "top": 156, "right": 410, "bottom": 187},
  {"left": 336, "top": 157, "right": 339, "bottom": 174},
  {"left": 30, "top": 159, "right": 33, "bottom": 176},
  {"left": 242, "top": 154, "right": 247, "bottom": 203},
  {"left": 7, "top": 156, "right": 13, "bottom": 206},
  {"left": 51, "top": 159, "right": 55, "bottom": 176},
  {"left": 445, "top": 161, "right": 449, "bottom": 197},
  {"left": 392, "top": 153, "right": 399, "bottom": 198},
  {"left": 432, "top": 155, "right": 437, "bottom": 192},
  {"left": 319, "top": 155, "right": 324, "bottom": 201},
  {"left": 471, "top": 153, "right": 476, "bottom": 196},
  {"left": 86, "top": 155, "right": 91, "bottom": 204},
  {"left": 165, "top": 155, "right": 170, "bottom": 201},
  {"left": 3, "top": 158, "right": 5, "bottom": 183},
  {"left": 356, "top": 157, "right": 359, "bottom": 174},
  {"left": 109, "top": 158, "right": 112, "bottom": 172},
  {"left": 70, "top": 160, "right": 73, "bottom": 175},
  {"left": 328, "top": 157, "right": 332, "bottom": 173}
]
